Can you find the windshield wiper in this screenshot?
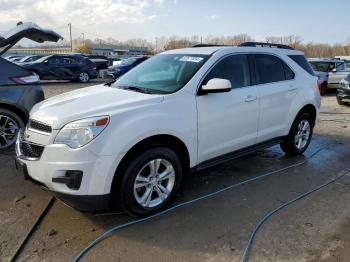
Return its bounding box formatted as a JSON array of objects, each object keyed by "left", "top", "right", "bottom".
[{"left": 117, "top": 85, "right": 151, "bottom": 94}]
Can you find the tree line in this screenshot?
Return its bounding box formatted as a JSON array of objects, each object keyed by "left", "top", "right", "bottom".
[{"left": 30, "top": 34, "right": 350, "bottom": 58}]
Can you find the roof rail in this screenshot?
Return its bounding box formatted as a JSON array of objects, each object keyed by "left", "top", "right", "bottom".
[
  {"left": 238, "top": 42, "right": 294, "bottom": 50},
  {"left": 192, "top": 44, "right": 226, "bottom": 48}
]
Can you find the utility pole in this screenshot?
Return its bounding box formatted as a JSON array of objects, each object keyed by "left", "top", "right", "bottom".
[
  {"left": 82, "top": 33, "right": 85, "bottom": 46},
  {"left": 68, "top": 23, "right": 72, "bottom": 52}
]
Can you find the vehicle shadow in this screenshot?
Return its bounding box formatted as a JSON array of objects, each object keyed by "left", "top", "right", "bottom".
[{"left": 64, "top": 131, "right": 350, "bottom": 261}]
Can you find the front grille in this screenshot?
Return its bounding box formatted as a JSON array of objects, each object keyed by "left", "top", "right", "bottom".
[
  {"left": 18, "top": 132, "right": 45, "bottom": 159},
  {"left": 29, "top": 120, "right": 52, "bottom": 133}
]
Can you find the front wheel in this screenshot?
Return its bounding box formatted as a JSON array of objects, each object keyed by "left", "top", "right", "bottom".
[
  {"left": 280, "top": 113, "right": 314, "bottom": 155},
  {"left": 119, "top": 147, "right": 183, "bottom": 217},
  {"left": 78, "top": 72, "right": 90, "bottom": 83}
]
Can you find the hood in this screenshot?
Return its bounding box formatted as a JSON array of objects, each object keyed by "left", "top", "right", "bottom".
[
  {"left": 30, "top": 84, "right": 164, "bottom": 129},
  {"left": 0, "top": 22, "right": 62, "bottom": 55}
]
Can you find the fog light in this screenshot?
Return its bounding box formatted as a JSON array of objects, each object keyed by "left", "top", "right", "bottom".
[{"left": 52, "top": 170, "right": 83, "bottom": 190}]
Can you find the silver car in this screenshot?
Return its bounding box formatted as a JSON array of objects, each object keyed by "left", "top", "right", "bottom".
[{"left": 308, "top": 58, "right": 349, "bottom": 95}]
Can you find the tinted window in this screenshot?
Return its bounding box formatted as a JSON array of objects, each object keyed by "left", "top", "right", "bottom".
[
  {"left": 205, "top": 54, "right": 250, "bottom": 89},
  {"left": 47, "top": 56, "right": 63, "bottom": 64},
  {"left": 289, "top": 55, "right": 315, "bottom": 75},
  {"left": 255, "top": 54, "right": 285, "bottom": 84}
]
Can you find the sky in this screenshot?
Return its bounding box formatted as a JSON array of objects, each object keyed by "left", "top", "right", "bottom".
[{"left": 0, "top": 0, "right": 349, "bottom": 46}]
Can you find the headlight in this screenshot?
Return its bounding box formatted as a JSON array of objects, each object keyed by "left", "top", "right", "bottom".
[{"left": 54, "top": 116, "right": 109, "bottom": 148}]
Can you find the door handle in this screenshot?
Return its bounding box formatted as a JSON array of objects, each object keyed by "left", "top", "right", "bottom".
[
  {"left": 245, "top": 95, "right": 257, "bottom": 102},
  {"left": 288, "top": 85, "right": 297, "bottom": 91}
]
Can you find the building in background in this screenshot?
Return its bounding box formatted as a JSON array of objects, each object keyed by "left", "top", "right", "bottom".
[{"left": 6, "top": 44, "right": 148, "bottom": 57}]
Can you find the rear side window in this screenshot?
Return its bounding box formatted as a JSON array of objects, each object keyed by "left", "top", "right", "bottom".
[
  {"left": 289, "top": 55, "right": 315, "bottom": 76},
  {"left": 204, "top": 54, "right": 251, "bottom": 89},
  {"left": 254, "top": 54, "right": 285, "bottom": 84}
]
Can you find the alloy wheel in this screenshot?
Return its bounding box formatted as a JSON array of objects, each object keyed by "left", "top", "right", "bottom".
[
  {"left": 0, "top": 115, "right": 19, "bottom": 149},
  {"left": 133, "top": 158, "right": 176, "bottom": 208},
  {"left": 294, "top": 120, "right": 310, "bottom": 150}
]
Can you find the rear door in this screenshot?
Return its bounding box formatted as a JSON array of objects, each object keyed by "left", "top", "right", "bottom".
[
  {"left": 60, "top": 56, "right": 81, "bottom": 79},
  {"left": 253, "top": 54, "right": 296, "bottom": 142}
]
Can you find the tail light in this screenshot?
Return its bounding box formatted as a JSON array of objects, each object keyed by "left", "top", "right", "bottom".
[
  {"left": 317, "top": 79, "right": 322, "bottom": 93},
  {"left": 11, "top": 73, "right": 39, "bottom": 84}
]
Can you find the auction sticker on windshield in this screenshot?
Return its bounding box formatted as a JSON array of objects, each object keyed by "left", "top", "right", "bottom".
[{"left": 179, "top": 56, "right": 204, "bottom": 63}]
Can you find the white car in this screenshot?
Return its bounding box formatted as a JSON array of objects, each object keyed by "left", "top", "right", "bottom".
[{"left": 15, "top": 42, "right": 320, "bottom": 216}]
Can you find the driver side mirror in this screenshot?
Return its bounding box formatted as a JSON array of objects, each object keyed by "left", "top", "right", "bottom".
[
  {"left": 331, "top": 68, "right": 337, "bottom": 73},
  {"left": 200, "top": 78, "right": 232, "bottom": 95},
  {"left": 43, "top": 60, "right": 49, "bottom": 65}
]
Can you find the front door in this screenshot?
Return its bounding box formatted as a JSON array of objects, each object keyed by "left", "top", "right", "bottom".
[{"left": 196, "top": 54, "right": 259, "bottom": 163}]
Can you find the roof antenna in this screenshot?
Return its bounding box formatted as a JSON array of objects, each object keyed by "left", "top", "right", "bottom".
[{"left": 17, "top": 21, "right": 23, "bottom": 26}]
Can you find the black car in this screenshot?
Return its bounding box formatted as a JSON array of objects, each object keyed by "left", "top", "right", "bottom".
[
  {"left": 21, "top": 54, "right": 97, "bottom": 83},
  {"left": 107, "top": 56, "right": 148, "bottom": 79},
  {"left": 0, "top": 21, "right": 62, "bottom": 151},
  {"left": 336, "top": 75, "right": 350, "bottom": 105}
]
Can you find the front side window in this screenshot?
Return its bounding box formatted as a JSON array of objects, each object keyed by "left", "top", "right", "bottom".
[
  {"left": 113, "top": 54, "right": 209, "bottom": 94},
  {"left": 204, "top": 54, "right": 251, "bottom": 89},
  {"left": 254, "top": 54, "right": 285, "bottom": 84},
  {"left": 336, "top": 62, "right": 346, "bottom": 71}
]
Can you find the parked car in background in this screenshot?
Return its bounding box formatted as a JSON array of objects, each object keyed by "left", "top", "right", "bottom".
[
  {"left": 85, "top": 55, "right": 110, "bottom": 70},
  {"left": 16, "top": 55, "right": 43, "bottom": 64},
  {"left": 107, "top": 56, "right": 148, "bottom": 78},
  {"left": 0, "top": 21, "right": 62, "bottom": 151},
  {"left": 336, "top": 74, "right": 350, "bottom": 105},
  {"left": 5, "top": 55, "right": 23, "bottom": 61},
  {"left": 308, "top": 58, "right": 349, "bottom": 95},
  {"left": 21, "top": 54, "right": 97, "bottom": 83},
  {"left": 16, "top": 43, "right": 320, "bottom": 216},
  {"left": 10, "top": 56, "right": 25, "bottom": 62}
]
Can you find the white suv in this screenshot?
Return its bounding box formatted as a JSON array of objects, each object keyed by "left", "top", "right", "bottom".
[{"left": 15, "top": 43, "right": 320, "bottom": 216}]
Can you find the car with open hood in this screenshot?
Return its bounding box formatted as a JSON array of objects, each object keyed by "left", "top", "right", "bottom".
[{"left": 0, "top": 21, "right": 62, "bottom": 151}]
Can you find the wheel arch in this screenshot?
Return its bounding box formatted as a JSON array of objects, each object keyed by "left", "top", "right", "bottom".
[
  {"left": 0, "top": 102, "right": 29, "bottom": 124},
  {"left": 109, "top": 134, "right": 191, "bottom": 202}
]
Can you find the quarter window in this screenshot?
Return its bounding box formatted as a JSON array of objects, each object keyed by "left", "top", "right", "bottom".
[{"left": 204, "top": 54, "right": 251, "bottom": 89}]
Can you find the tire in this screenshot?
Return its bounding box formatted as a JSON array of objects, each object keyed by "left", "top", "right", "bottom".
[
  {"left": 118, "top": 147, "right": 183, "bottom": 217},
  {"left": 78, "top": 72, "right": 90, "bottom": 83},
  {"left": 0, "top": 108, "right": 25, "bottom": 152},
  {"left": 280, "top": 113, "right": 314, "bottom": 155},
  {"left": 320, "top": 82, "right": 327, "bottom": 96}
]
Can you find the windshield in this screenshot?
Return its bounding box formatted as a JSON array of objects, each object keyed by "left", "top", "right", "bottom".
[
  {"left": 113, "top": 54, "right": 209, "bottom": 94},
  {"left": 309, "top": 61, "right": 333, "bottom": 72}
]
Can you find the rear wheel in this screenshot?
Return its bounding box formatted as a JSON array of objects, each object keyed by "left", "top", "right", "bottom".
[
  {"left": 118, "top": 147, "right": 183, "bottom": 217},
  {"left": 78, "top": 72, "right": 90, "bottom": 83},
  {"left": 280, "top": 113, "right": 314, "bottom": 155},
  {"left": 0, "top": 108, "right": 24, "bottom": 152}
]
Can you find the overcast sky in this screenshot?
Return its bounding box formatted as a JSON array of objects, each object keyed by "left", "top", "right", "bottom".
[{"left": 1, "top": 0, "right": 349, "bottom": 46}]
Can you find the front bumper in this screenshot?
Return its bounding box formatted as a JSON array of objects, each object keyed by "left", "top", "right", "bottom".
[
  {"left": 15, "top": 157, "right": 110, "bottom": 211},
  {"left": 15, "top": 129, "right": 121, "bottom": 211}
]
